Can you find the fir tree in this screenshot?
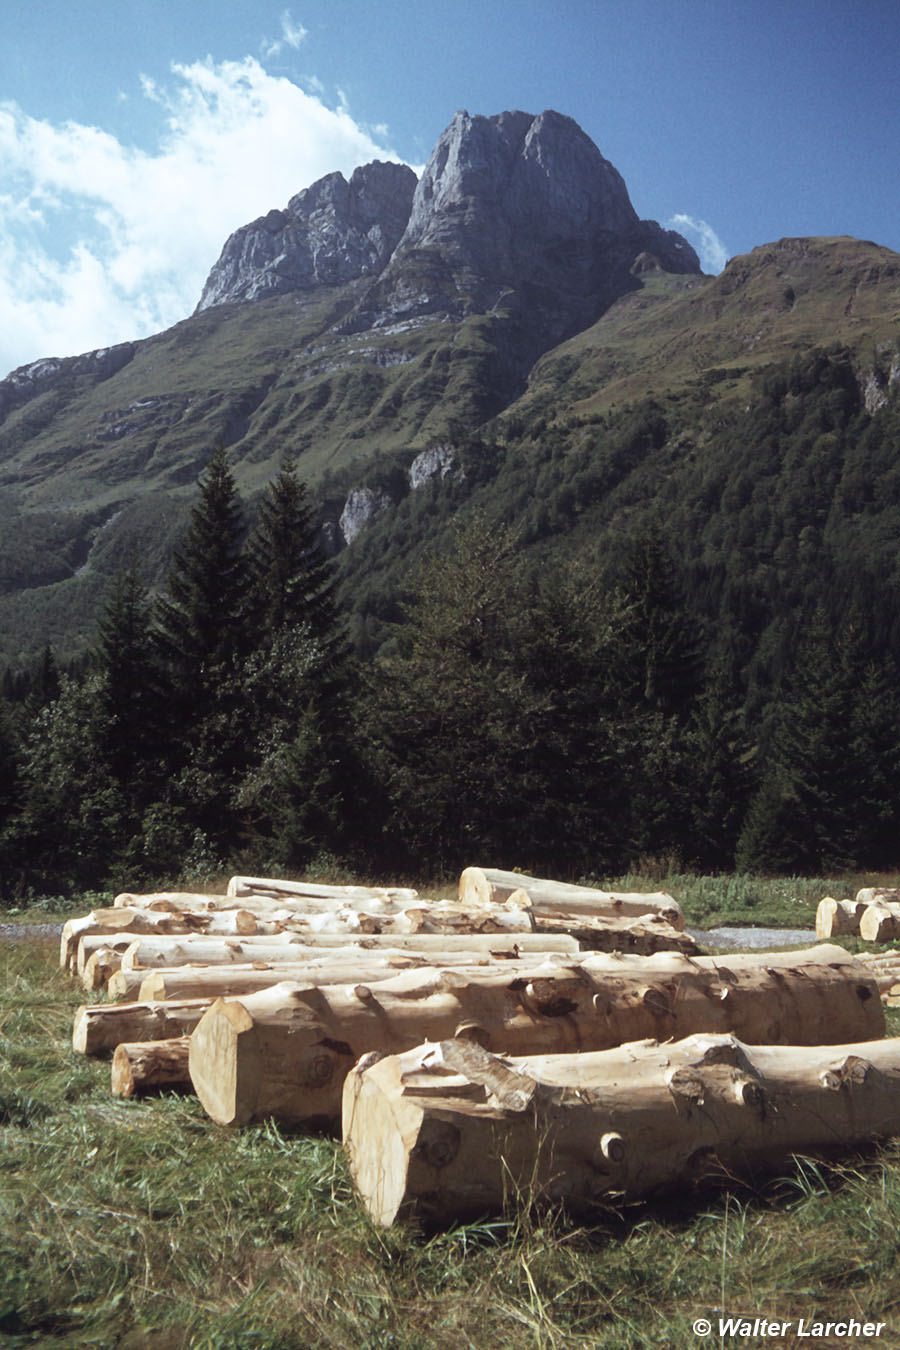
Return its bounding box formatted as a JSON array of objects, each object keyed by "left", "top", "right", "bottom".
[
  {"left": 246, "top": 457, "right": 338, "bottom": 649},
  {"left": 95, "top": 567, "right": 165, "bottom": 794},
  {"left": 153, "top": 447, "right": 249, "bottom": 854}
]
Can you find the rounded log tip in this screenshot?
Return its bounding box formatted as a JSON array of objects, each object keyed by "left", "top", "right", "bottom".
[{"left": 342, "top": 1062, "right": 414, "bottom": 1228}]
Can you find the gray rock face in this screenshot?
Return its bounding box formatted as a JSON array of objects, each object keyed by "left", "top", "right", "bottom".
[
  {"left": 409, "top": 443, "right": 461, "bottom": 490},
  {"left": 343, "top": 109, "right": 701, "bottom": 346},
  {"left": 196, "top": 161, "right": 418, "bottom": 311},
  {"left": 339, "top": 486, "right": 394, "bottom": 545}
]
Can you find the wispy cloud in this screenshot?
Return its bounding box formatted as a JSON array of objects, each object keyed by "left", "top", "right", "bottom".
[
  {"left": 0, "top": 57, "right": 402, "bottom": 377},
  {"left": 667, "top": 213, "right": 729, "bottom": 274},
  {"left": 262, "top": 9, "right": 309, "bottom": 59}
]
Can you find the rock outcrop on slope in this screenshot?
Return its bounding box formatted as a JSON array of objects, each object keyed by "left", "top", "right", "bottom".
[{"left": 196, "top": 161, "right": 418, "bottom": 311}]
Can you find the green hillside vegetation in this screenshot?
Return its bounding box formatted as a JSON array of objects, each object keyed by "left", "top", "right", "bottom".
[{"left": 1, "top": 237, "right": 900, "bottom": 881}]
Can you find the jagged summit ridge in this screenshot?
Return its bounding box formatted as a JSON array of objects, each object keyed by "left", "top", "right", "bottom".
[
  {"left": 195, "top": 160, "right": 417, "bottom": 311},
  {"left": 195, "top": 108, "right": 701, "bottom": 321}
]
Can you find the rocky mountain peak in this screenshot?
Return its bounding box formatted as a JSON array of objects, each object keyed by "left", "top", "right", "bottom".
[
  {"left": 196, "top": 159, "right": 417, "bottom": 311},
  {"left": 343, "top": 107, "right": 700, "bottom": 352}
]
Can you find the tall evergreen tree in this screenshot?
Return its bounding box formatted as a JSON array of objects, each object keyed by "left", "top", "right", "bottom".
[
  {"left": 153, "top": 447, "right": 249, "bottom": 855},
  {"left": 246, "top": 457, "right": 338, "bottom": 649},
  {"left": 612, "top": 523, "right": 708, "bottom": 861},
  {"left": 95, "top": 567, "right": 164, "bottom": 793},
  {"left": 235, "top": 459, "right": 350, "bottom": 870}
]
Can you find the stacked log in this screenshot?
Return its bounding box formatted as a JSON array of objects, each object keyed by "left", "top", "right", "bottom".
[
  {"left": 186, "top": 945, "right": 882, "bottom": 1129},
  {"left": 860, "top": 903, "right": 900, "bottom": 944},
  {"left": 815, "top": 897, "right": 867, "bottom": 939},
  {"left": 816, "top": 889, "right": 900, "bottom": 942},
  {"left": 112, "top": 1038, "right": 191, "bottom": 1098},
  {"left": 343, "top": 1032, "right": 900, "bottom": 1227},
  {"left": 458, "top": 867, "right": 685, "bottom": 930}
]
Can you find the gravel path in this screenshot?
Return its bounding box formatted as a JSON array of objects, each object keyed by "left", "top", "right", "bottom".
[{"left": 0, "top": 921, "right": 65, "bottom": 941}]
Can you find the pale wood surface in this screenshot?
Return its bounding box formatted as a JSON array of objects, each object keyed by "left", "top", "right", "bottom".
[
  {"left": 458, "top": 867, "right": 684, "bottom": 929},
  {"left": 187, "top": 945, "right": 882, "bottom": 1129},
  {"left": 111, "top": 1037, "right": 191, "bottom": 1097},
  {"left": 343, "top": 1032, "right": 900, "bottom": 1226}
]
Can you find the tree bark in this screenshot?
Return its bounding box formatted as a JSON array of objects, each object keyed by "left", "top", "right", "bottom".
[
  {"left": 459, "top": 867, "right": 684, "bottom": 930},
  {"left": 343, "top": 1032, "right": 900, "bottom": 1227},
  {"left": 187, "top": 944, "right": 882, "bottom": 1129},
  {"left": 111, "top": 1037, "right": 191, "bottom": 1098},
  {"left": 815, "top": 897, "right": 866, "bottom": 940}
]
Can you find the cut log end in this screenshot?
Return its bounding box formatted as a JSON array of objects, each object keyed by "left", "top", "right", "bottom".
[
  {"left": 111, "top": 1037, "right": 192, "bottom": 1098},
  {"left": 188, "top": 998, "right": 261, "bottom": 1126}
]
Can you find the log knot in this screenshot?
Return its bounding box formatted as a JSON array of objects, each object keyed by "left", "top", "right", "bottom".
[{"left": 414, "top": 1120, "right": 461, "bottom": 1169}]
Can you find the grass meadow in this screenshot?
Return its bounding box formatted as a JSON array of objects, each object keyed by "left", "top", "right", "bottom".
[{"left": 4, "top": 873, "right": 900, "bottom": 1347}]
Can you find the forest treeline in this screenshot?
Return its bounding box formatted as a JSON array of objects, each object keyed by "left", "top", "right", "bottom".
[{"left": 2, "top": 345, "right": 900, "bottom": 897}]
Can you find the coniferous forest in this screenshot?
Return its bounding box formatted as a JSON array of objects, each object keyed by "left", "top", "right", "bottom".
[{"left": 2, "top": 344, "right": 900, "bottom": 898}]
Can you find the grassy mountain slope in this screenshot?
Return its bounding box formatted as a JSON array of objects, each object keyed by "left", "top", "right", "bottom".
[{"left": 1, "top": 235, "right": 898, "bottom": 669}]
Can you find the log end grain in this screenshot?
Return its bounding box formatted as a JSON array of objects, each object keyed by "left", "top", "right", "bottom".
[{"left": 188, "top": 998, "right": 261, "bottom": 1126}]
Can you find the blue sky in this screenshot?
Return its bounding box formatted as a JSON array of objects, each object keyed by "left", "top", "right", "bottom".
[{"left": 1, "top": 0, "right": 897, "bottom": 377}]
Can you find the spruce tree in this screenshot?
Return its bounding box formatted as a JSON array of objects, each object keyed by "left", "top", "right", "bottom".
[
  {"left": 95, "top": 567, "right": 164, "bottom": 793},
  {"left": 153, "top": 447, "right": 249, "bottom": 855},
  {"left": 236, "top": 458, "right": 349, "bottom": 870},
  {"left": 735, "top": 605, "right": 885, "bottom": 873},
  {"left": 246, "top": 457, "right": 338, "bottom": 649}
]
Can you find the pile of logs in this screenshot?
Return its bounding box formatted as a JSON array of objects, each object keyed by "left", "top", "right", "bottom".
[
  {"left": 61, "top": 867, "right": 900, "bottom": 1228},
  {"left": 816, "top": 888, "right": 900, "bottom": 942}
]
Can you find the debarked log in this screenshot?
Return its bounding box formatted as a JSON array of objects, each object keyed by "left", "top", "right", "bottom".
[
  {"left": 857, "top": 888, "right": 900, "bottom": 907},
  {"left": 187, "top": 945, "right": 883, "bottom": 1129},
  {"left": 458, "top": 867, "right": 684, "bottom": 930},
  {"left": 860, "top": 902, "right": 900, "bottom": 944},
  {"left": 111, "top": 1037, "right": 192, "bottom": 1098},
  {"left": 342, "top": 1033, "right": 900, "bottom": 1227},
  {"left": 532, "top": 912, "right": 696, "bottom": 955},
  {"left": 136, "top": 948, "right": 572, "bottom": 1002},
  {"left": 117, "top": 930, "right": 578, "bottom": 973},
  {"left": 64, "top": 907, "right": 262, "bottom": 972},
  {"left": 73, "top": 998, "right": 214, "bottom": 1055},
  {"left": 77, "top": 951, "right": 584, "bottom": 1052},
  {"left": 227, "top": 876, "right": 419, "bottom": 905},
  {"left": 815, "top": 897, "right": 867, "bottom": 940}
]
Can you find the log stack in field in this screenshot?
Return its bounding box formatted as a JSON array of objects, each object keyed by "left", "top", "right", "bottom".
[{"left": 59, "top": 865, "right": 900, "bottom": 1227}]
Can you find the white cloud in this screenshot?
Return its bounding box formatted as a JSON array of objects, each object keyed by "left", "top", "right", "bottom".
[
  {"left": 262, "top": 10, "right": 308, "bottom": 59},
  {"left": 0, "top": 57, "right": 403, "bottom": 378},
  {"left": 667, "top": 213, "right": 729, "bottom": 274}
]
